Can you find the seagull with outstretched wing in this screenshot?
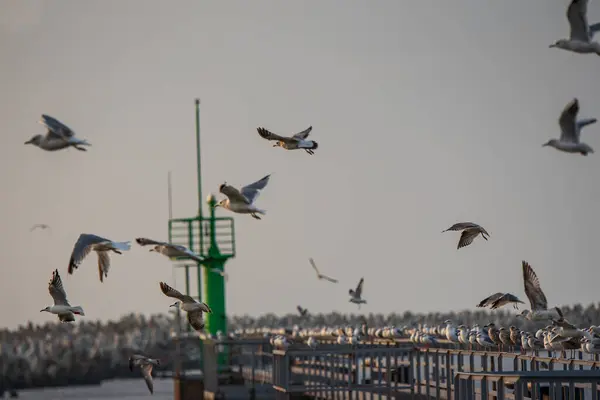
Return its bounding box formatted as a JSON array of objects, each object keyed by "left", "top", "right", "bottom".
[
  {"left": 214, "top": 174, "right": 271, "bottom": 219},
  {"left": 309, "top": 258, "right": 338, "bottom": 283},
  {"left": 257, "top": 126, "right": 318, "bottom": 155}
]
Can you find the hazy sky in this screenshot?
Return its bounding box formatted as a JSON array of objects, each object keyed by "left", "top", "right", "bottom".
[{"left": 2, "top": 1, "right": 600, "bottom": 329}]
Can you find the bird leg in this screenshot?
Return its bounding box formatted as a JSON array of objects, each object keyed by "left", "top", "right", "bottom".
[
  {"left": 73, "top": 145, "right": 87, "bottom": 151},
  {"left": 251, "top": 213, "right": 261, "bottom": 220}
]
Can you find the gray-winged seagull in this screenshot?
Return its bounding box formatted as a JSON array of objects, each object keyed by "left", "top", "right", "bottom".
[
  {"left": 543, "top": 98, "right": 596, "bottom": 156},
  {"left": 129, "top": 354, "right": 160, "bottom": 394},
  {"left": 68, "top": 234, "right": 131, "bottom": 282},
  {"left": 135, "top": 237, "right": 210, "bottom": 263},
  {"left": 349, "top": 277, "right": 367, "bottom": 308},
  {"left": 550, "top": 0, "right": 600, "bottom": 56},
  {"left": 41, "top": 269, "right": 84, "bottom": 322},
  {"left": 25, "top": 114, "right": 91, "bottom": 152},
  {"left": 215, "top": 174, "right": 271, "bottom": 220},
  {"left": 257, "top": 126, "right": 318, "bottom": 155},
  {"left": 159, "top": 282, "right": 212, "bottom": 331},
  {"left": 309, "top": 258, "right": 338, "bottom": 283},
  {"left": 518, "top": 261, "right": 563, "bottom": 321},
  {"left": 442, "top": 222, "right": 489, "bottom": 249}
]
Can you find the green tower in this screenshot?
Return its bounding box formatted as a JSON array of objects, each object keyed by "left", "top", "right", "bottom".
[{"left": 168, "top": 99, "right": 236, "bottom": 340}]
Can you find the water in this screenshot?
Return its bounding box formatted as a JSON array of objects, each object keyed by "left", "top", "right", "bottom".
[{"left": 14, "top": 378, "right": 174, "bottom": 400}]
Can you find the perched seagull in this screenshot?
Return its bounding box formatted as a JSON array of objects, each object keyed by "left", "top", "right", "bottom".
[
  {"left": 309, "top": 258, "right": 338, "bottom": 283},
  {"left": 41, "top": 269, "right": 84, "bottom": 322},
  {"left": 477, "top": 292, "right": 525, "bottom": 310},
  {"left": 25, "top": 114, "right": 91, "bottom": 152},
  {"left": 135, "top": 238, "right": 209, "bottom": 263},
  {"left": 30, "top": 224, "right": 51, "bottom": 233},
  {"left": 306, "top": 337, "right": 318, "bottom": 349},
  {"left": 129, "top": 354, "right": 160, "bottom": 394},
  {"left": 442, "top": 222, "right": 489, "bottom": 249},
  {"left": 297, "top": 305, "right": 308, "bottom": 317},
  {"left": 550, "top": 0, "right": 600, "bottom": 56},
  {"left": 543, "top": 98, "right": 597, "bottom": 156},
  {"left": 256, "top": 126, "right": 318, "bottom": 155},
  {"left": 518, "top": 261, "right": 563, "bottom": 321},
  {"left": 349, "top": 278, "right": 367, "bottom": 308},
  {"left": 68, "top": 234, "right": 131, "bottom": 282},
  {"left": 215, "top": 174, "right": 271, "bottom": 220},
  {"left": 159, "top": 282, "right": 212, "bottom": 332}
]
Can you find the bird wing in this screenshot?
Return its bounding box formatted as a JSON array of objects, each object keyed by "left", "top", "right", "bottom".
[
  {"left": 552, "top": 318, "right": 578, "bottom": 330},
  {"left": 159, "top": 282, "right": 195, "bottom": 303},
  {"left": 491, "top": 293, "right": 524, "bottom": 309},
  {"left": 443, "top": 222, "right": 481, "bottom": 232},
  {"left": 559, "top": 98, "right": 580, "bottom": 143},
  {"left": 141, "top": 363, "right": 154, "bottom": 394},
  {"left": 186, "top": 309, "right": 206, "bottom": 331},
  {"left": 522, "top": 261, "right": 548, "bottom": 311},
  {"left": 39, "top": 114, "right": 75, "bottom": 138},
  {"left": 48, "top": 269, "right": 70, "bottom": 306},
  {"left": 68, "top": 234, "right": 109, "bottom": 274},
  {"left": 240, "top": 174, "right": 271, "bottom": 204},
  {"left": 354, "top": 278, "right": 364, "bottom": 297},
  {"left": 97, "top": 251, "right": 110, "bottom": 283},
  {"left": 567, "top": 0, "right": 591, "bottom": 41},
  {"left": 320, "top": 274, "right": 339, "bottom": 283},
  {"left": 219, "top": 183, "right": 249, "bottom": 204},
  {"left": 297, "top": 305, "right": 304, "bottom": 314},
  {"left": 309, "top": 258, "right": 321, "bottom": 275},
  {"left": 476, "top": 292, "right": 504, "bottom": 308},
  {"left": 58, "top": 312, "right": 75, "bottom": 322},
  {"left": 291, "top": 126, "right": 313, "bottom": 140},
  {"left": 256, "top": 127, "right": 290, "bottom": 142},
  {"left": 135, "top": 237, "right": 168, "bottom": 247},
  {"left": 457, "top": 229, "right": 479, "bottom": 249}
]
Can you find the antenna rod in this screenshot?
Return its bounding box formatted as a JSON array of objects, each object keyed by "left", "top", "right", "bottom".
[
  {"left": 168, "top": 170, "right": 173, "bottom": 220},
  {"left": 195, "top": 98, "right": 203, "bottom": 218}
]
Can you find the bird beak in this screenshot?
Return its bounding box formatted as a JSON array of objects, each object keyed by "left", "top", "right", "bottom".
[
  {"left": 40, "top": 309, "right": 45, "bottom": 312},
  {"left": 25, "top": 140, "right": 32, "bottom": 145},
  {"left": 549, "top": 44, "right": 556, "bottom": 48},
  {"left": 542, "top": 143, "right": 549, "bottom": 147},
  {"left": 149, "top": 249, "right": 154, "bottom": 252}
]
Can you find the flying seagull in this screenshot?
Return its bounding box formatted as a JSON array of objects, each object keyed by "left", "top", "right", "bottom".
[
  {"left": 135, "top": 238, "right": 210, "bottom": 263},
  {"left": 518, "top": 261, "right": 563, "bottom": 321},
  {"left": 297, "top": 305, "right": 308, "bottom": 317},
  {"left": 159, "top": 282, "right": 212, "bottom": 331},
  {"left": 68, "top": 234, "right": 131, "bottom": 282},
  {"left": 309, "top": 258, "right": 338, "bottom": 283},
  {"left": 349, "top": 278, "right": 367, "bottom": 308},
  {"left": 40, "top": 269, "right": 84, "bottom": 322},
  {"left": 550, "top": 0, "right": 600, "bottom": 56},
  {"left": 477, "top": 292, "right": 525, "bottom": 310},
  {"left": 215, "top": 174, "right": 271, "bottom": 220},
  {"left": 25, "top": 114, "right": 91, "bottom": 152},
  {"left": 256, "top": 126, "right": 318, "bottom": 155},
  {"left": 442, "top": 222, "right": 489, "bottom": 249},
  {"left": 30, "top": 224, "right": 51, "bottom": 233},
  {"left": 543, "top": 98, "right": 596, "bottom": 156},
  {"left": 129, "top": 354, "right": 160, "bottom": 394}
]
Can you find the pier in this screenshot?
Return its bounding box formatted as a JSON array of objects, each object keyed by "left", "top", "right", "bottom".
[{"left": 195, "top": 333, "right": 600, "bottom": 400}]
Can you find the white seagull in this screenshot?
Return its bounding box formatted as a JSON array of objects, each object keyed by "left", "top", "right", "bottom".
[
  {"left": 68, "top": 234, "right": 131, "bottom": 282},
  {"left": 41, "top": 269, "right": 84, "bottom": 322},
  {"left": 215, "top": 174, "right": 271, "bottom": 220},
  {"left": 550, "top": 0, "right": 600, "bottom": 56},
  {"left": 129, "top": 354, "right": 160, "bottom": 394},
  {"left": 309, "top": 258, "right": 338, "bottom": 283},
  {"left": 25, "top": 114, "right": 91, "bottom": 152},
  {"left": 442, "top": 222, "right": 489, "bottom": 249},
  {"left": 518, "top": 261, "right": 563, "bottom": 321},
  {"left": 257, "top": 126, "right": 318, "bottom": 155},
  {"left": 159, "top": 282, "right": 212, "bottom": 331},
  {"left": 349, "top": 278, "right": 367, "bottom": 308},
  {"left": 543, "top": 98, "right": 597, "bottom": 156},
  {"left": 135, "top": 237, "right": 210, "bottom": 263}
]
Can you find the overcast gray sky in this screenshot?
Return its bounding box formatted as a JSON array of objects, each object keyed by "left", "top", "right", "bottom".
[{"left": 1, "top": 0, "right": 599, "bottom": 329}]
